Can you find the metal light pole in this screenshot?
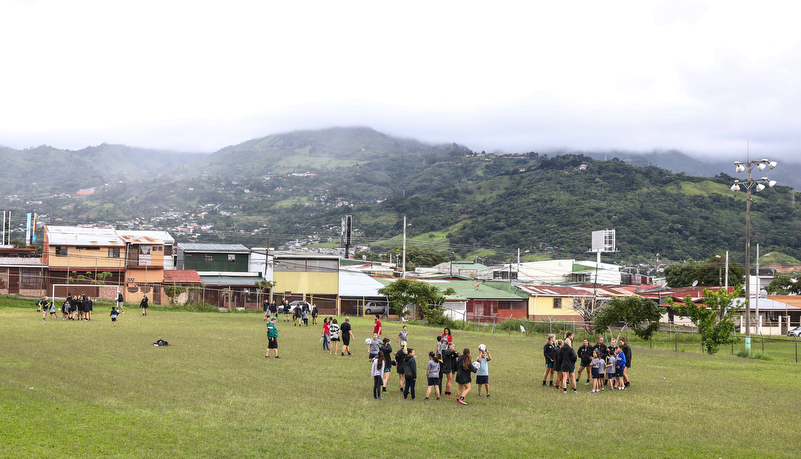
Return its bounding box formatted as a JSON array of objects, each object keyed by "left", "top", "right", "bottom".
[{"left": 732, "top": 158, "right": 777, "bottom": 354}]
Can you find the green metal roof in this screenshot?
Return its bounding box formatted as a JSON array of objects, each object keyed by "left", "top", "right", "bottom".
[{"left": 372, "top": 277, "right": 522, "bottom": 300}]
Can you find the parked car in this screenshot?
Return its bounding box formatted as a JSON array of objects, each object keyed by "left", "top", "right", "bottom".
[
  {"left": 787, "top": 326, "right": 801, "bottom": 337},
  {"left": 356, "top": 302, "right": 387, "bottom": 315}
]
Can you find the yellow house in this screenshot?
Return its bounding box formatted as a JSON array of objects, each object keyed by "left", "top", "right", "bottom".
[
  {"left": 272, "top": 251, "right": 339, "bottom": 312},
  {"left": 519, "top": 285, "right": 595, "bottom": 321},
  {"left": 43, "top": 226, "right": 174, "bottom": 303},
  {"left": 43, "top": 226, "right": 127, "bottom": 293}
]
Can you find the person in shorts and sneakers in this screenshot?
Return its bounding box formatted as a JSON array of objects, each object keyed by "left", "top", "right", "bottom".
[
  {"left": 266, "top": 317, "right": 279, "bottom": 358},
  {"left": 340, "top": 317, "right": 353, "bottom": 356},
  {"left": 476, "top": 346, "right": 492, "bottom": 397}
]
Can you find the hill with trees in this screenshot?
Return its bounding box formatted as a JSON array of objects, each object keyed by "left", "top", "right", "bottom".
[{"left": 4, "top": 127, "right": 800, "bottom": 271}]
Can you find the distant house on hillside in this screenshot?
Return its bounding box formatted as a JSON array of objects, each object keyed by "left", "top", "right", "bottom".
[{"left": 76, "top": 188, "right": 95, "bottom": 195}]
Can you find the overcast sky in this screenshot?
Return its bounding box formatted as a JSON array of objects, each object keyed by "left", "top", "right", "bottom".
[{"left": 2, "top": 0, "right": 800, "bottom": 163}]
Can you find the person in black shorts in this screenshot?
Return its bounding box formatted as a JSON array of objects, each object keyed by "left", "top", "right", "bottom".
[{"left": 340, "top": 317, "right": 353, "bottom": 356}]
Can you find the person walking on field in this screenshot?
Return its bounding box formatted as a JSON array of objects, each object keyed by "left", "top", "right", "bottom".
[
  {"left": 110, "top": 306, "right": 120, "bottom": 327},
  {"left": 455, "top": 348, "right": 477, "bottom": 405},
  {"left": 371, "top": 351, "right": 386, "bottom": 400},
  {"left": 340, "top": 317, "right": 354, "bottom": 356},
  {"left": 322, "top": 317, "right": 331, "bottom": 351},
  {"left": 329, "top": 319, "right": 341, "bottom": 355},
  {"left": 40, "top": 297, "right": 51, "bottom": 321},
  {"left": 266, "top": 317, "right": 280, "bottom": 359},
  {"left": 373, "top": 315, "right": 383, "bottom": 337},
  {"left": 425, "top": 351, "right": 441, "bottom": 401},
  {"left": 116, "top": 291, "right": 125, "bottom": 314},
  {"left": 140, "top": 295, "right": 149, "bottom": 316}
]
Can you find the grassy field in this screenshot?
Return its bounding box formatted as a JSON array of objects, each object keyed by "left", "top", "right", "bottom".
[{"left": 3, "top": 302, "right": 801, "bottom": 458}]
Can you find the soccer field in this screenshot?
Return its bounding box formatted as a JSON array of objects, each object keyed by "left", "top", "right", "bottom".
[{"left": 2, "top": 305, "right": 799, "bottom": 458}]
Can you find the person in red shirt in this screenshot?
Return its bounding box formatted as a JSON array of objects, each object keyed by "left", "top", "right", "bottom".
[
  {"left": 373, "top": 315, "right": 383, "bottom": 337},
  {"left": 441, "top": 327, "right": 453, "bottom": 345}
]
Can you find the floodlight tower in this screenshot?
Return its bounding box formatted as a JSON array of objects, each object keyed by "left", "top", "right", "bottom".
[
  {"left": 587, "top": 229, "right": 618, "bottom": 282},
  {"left": 731, "top": 158, "right": 777, "bottom": 354}
]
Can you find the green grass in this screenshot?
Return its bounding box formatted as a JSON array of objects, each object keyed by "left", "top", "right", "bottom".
[{"left": 3, "top": 303, "right": 801, "bottom": 458}]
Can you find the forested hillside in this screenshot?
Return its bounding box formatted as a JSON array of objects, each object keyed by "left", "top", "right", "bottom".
[{"left": 4, "top": 128, "right": 799, "bottom": 267}]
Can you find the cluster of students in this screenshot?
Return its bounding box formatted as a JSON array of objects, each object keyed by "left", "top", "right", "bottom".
[
  {"left": 369, "top": 326, "right": 492, "bottom": 406},
  {"left": 542, "top": 333, "right": 632, "bottom": 393},
  {"left": 263, "top": 300, "right": 319, "bottom": 327},
  {"left": 50, "top": 293, "right": 96, "bottom": 321}
]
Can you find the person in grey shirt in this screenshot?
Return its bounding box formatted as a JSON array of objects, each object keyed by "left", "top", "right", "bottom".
[
  {"left": 398, "top": 325, "right": 408, "bottom": 345},
  {"left": 368, "top": 332, "right": 381, "bottom": 359}
]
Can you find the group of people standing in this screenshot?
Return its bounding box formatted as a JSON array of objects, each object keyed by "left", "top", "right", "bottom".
[
  {"left": 262, "top": 300, "right": 319, "bottom": 327},
  {"left": 369, "top": 325, "right": 492, "bottom": 406},
  {"left": 542, "top": 333, "right": 632, "bottom": 393},
  {"left": 45, "top": 293, "right": 96, "bottom": 321}
]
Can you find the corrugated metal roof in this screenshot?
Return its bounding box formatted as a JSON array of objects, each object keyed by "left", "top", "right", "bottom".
[
  {"left": 115, "top": 230, "right": 175, "bottom": 244},
  {"left": 519, "top": 285, "right": 595, "bottom": 297},
  {"left": 45, "top": 226, "right": 123, "bottom": 246},
  {"left": 199, "top": 274, "right": 263, "bottom": 286},
  {"left": 178, "top": 243, "right": 250, "bottom": 253},
  {"left": 339, "top": 271, "right": 387, "bottom": 298},
  {"left": 0, "top": 257, "right": 43, "bottom": 267},
  {"left": 163, "top": 270, "right": 203, "bottom": 284}
]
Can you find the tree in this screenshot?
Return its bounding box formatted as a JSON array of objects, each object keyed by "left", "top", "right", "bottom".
[
  {"left": 68, "top": 271, "right": 112, "bottom": 285},
  {"left": 164, "top": 284, "right": 185, "bottom": 305},
  {"left": 377, "top": 279, "right": 450, "bottom": 320},
  {"left": 668, "top": 288, "right": 741, "bottom": 354},
  {"left": 254, "top": 280, "right": 277, "bottom": 305},
  {"left": 593, "top": 296, "right": 662, "bottom": 341},
  {"left": 572, "top": 296, "right": 611, "bottom": 332},
  {"left": 765, "top": 275, "right": 801, "bottom": 295},
  {"left": 664, "top": 257, "right": 745, "bottom": 288}
]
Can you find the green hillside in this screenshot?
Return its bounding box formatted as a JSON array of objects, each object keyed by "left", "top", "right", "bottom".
[{"left": 4, "top": 128, "right": 799, "bottom": 268}]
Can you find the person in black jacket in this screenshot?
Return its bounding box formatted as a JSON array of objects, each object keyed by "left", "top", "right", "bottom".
[
  {"left": 380, "top": 338, "right": 393, "bottom": 392},
  {"left": 592, "top": 336, "right": 608, "bottom": 360},
  {"left": 455, "top": 348, "right": 477, "bottom": 405},
  {"left": 395, "top": 342, "right": 408, "bottom": 392},
  {"left": 442, "top": 342, "right": 459, "bottom": 398},
  {"left": 541, "top": 334, "right": 557, "bottom": 387},
  {"left": 619, "top": 337, "right": 632, "bottom": 387},
  {"left": 403, "top": 349, "right": 417, "bottom": 400},
  {"left": 140, "top": 295, "right": 149, "bottom": 316},
  {"left": 560, "top": 334, "right": 578, "bottom": 393},
  {"left": 553, "top": 339, "right": 564, "bottom": 390},
  {"left": 576, "top": 338, "right": 593, "bottom": 386}
]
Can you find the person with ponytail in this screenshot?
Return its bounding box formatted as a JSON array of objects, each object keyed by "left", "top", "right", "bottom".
[
  {"left": 455, "top": 348, "right": 477, "bottom": 405},
  {"left": 371, "top": 350, "right": 386, "bottom": 400}
]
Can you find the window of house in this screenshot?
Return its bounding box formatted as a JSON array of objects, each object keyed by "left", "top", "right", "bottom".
[
  {"left": 553, "top": 298, "right": 562, "bottom": 309},
  {"left": 205, "top": 254, "right": 213, "bottom": 262},
  {"left": 153, "top": 246, "right": 163, "bottom": 252},
  {"left": 108, "top": 247, "right": 120, "bottom": 258},
  {"left": 21, "top": 268, "right": 41, "bottom": 289},
  {"left": 228, "top": 254, "right": 236, "bottom": 262},
  {"left": 55, "top": 246, "right": 68, "bottom": 255}
]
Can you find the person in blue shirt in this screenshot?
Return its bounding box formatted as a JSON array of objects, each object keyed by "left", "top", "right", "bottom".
[
  {"left": 476, "top": 347, "right": 492, "bottom": 397},
  {"left": 614, "top": 346, "right": 627, "bottom": 390}
]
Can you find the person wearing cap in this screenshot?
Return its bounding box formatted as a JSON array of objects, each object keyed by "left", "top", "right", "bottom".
[{"left": 266, "top": 317, "right": 280, "bottom": 359}]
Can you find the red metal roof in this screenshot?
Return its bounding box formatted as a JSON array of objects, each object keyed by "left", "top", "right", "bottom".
[{"left": 163, "top": 270, "right": 202, "bottom": 284}]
